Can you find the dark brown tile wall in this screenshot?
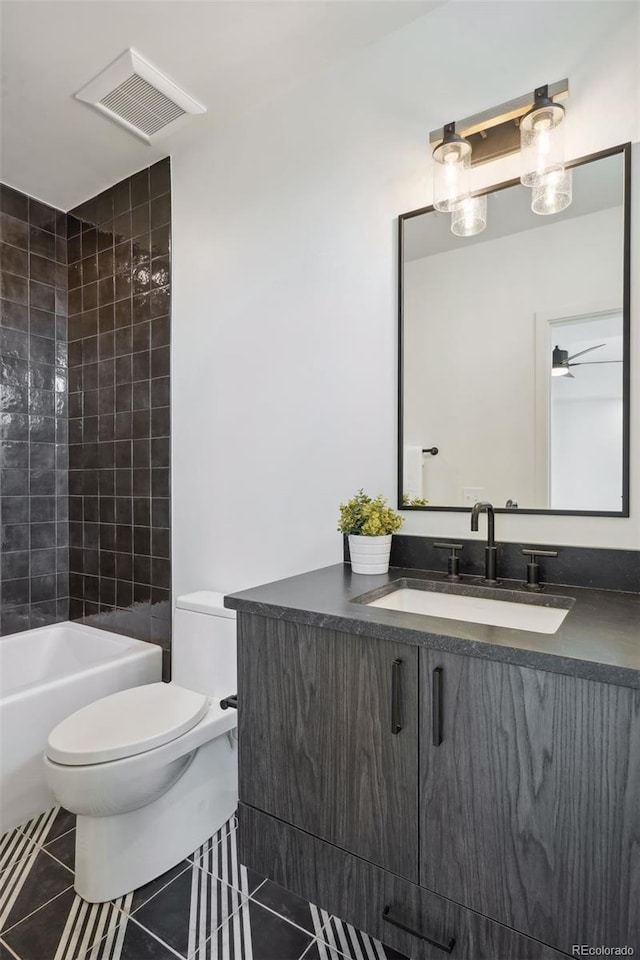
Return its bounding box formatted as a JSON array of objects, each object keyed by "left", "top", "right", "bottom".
[
  {"left": 0, "top": 185, "right": 69, "bottom": 635},
  {"left": 66, "top": 159, "right": 171, "bottom": 676}
]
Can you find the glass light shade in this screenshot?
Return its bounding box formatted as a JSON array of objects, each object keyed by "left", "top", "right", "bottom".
[
  {"left": 520, "top": 101, "right": 565, "bottom": 186},
  {"left": 432, "top": 135, "right": 472, "bottom": 212},
  {"left": 450, "top": 194, "right": 487, "bottom": 237},
  {"left": 532, "top": 168, "right": 572, "bottom": 215}
]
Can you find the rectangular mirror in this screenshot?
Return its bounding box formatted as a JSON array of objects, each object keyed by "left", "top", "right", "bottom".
[{"left": 398, "top": 143, "right": 631, "bottom": 516}]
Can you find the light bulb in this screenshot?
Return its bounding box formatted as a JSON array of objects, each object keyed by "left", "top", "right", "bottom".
[
  {"left": 432, "top": 132, "right": 472, "bottom": 212},
  {"left": 520, "top": 99, "right": 565, "bottom": 187}
]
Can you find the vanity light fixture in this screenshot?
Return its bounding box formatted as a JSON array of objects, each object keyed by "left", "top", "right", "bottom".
[
  {"left": 429, "top": 79, "right": 570, "bottom": 235},
  {"left": 432, "top": 123, "right": 472, "bottom": 213}
]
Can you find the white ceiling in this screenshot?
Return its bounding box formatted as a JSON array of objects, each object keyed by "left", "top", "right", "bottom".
[{"left": 0, "top": 0, "right": 439, "bottom": 211}]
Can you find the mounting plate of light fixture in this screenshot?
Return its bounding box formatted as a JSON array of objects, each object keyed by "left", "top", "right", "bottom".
[
  {"left": 429, "top": 80, "right": 570, "bottom": 237},
  {"left": 429, "top": 80, "right": 568, "bottom": 166}
]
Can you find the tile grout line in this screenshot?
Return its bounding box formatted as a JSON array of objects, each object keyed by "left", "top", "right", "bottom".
[
  {"left": 125, "top": 910, "right": 193, "bottom": 960},
  {"left": 0, "top": 934, "right": 22, "bottom": 960},
  {"left": 244, "top": 893, "right": 333, "bottom": 944},
  {"left": 0, "top": 883, "right": 74, "bottom": 939},
  {"left": 124, "top": 861, "right": 193, "bottom": 919},
  {"left": 36, "top": 844, "right": 75, "bottom": 877}
]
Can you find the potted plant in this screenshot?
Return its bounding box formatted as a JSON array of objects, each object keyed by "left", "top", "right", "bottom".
[{"left": 338, "top": 489, "right": 404, "bottom": 575}]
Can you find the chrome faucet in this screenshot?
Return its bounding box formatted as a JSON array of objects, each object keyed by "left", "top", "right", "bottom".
[{"left": 470, "top": 501, "right": 498, "bottom": 583}]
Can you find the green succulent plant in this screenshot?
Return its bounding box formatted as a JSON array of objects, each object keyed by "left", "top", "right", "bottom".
[
  {"left": 402, "top": 494, "right": 429, "bottom": 506},
  {"left": 338, "top": 489, "right": 404, "bottom": 537}
]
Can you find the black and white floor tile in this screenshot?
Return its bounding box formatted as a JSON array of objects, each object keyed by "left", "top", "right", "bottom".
[{"left": 0, "top": 807, "right": 409, "bottom": 960}]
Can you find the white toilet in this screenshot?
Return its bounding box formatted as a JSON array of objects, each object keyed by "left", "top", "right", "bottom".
[{"left": 43, "top": 592, "right": 238, "bottom": 904}]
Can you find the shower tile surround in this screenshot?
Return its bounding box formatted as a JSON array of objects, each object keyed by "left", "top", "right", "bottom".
[
  {"left": 0, "top": 185, "right": 69, "bottom": 635},
  {"left": 67, "top": 159, "right": 172, "bottom": 675},
  {"left": 0, "top": 161, "right": 171, "bottom": 672}
]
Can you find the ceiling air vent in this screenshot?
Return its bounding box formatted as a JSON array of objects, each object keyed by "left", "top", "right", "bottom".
[{"left": 75, "top": 49, "right": 206, "bottom": 144}]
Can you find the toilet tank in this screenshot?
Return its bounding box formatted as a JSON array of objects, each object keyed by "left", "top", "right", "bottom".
[{"left": 172, "top": 592, "right": 237, "bottom": 700}]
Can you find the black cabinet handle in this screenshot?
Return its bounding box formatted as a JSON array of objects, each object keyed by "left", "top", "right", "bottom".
[
  {"left": 220, "top": 694, "right": 238, "bottom": 710},
  {"left": 432, "top": 667, "right": 443, "bottom": 746},
  {"left": 382, "top": 905, "right": 455, "bottom": 954},
  {"left": 391, "top": 659, "right": 402, "bottom": 735}
]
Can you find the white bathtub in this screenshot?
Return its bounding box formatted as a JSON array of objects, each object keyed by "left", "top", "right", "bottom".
[{"left": 0, "top": 622, "right": 162, "bottom": 834}]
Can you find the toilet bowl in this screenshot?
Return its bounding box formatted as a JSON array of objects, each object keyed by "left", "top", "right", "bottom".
[{"left": 43, "top": 592, "right": 238, "bottom": 903}]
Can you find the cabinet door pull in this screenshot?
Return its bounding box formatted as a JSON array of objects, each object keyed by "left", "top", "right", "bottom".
[
  {"left": 391, "top": 659, "right": 402, "bottom": 735},
  {"left": 382, "top": 905, "right": 455, "bottom": 953},
  {"left": 432, "top": 667, "right": 443, "bottom": 746}
]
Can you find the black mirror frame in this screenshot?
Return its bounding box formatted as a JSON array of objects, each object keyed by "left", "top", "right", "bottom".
[{"left": 397, "top": 142, "right": 632, "bottom": 517}]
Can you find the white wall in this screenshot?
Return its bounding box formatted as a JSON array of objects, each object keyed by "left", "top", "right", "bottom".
[
  {"left": 171, "top": 1, "right": 640, "bottom": 598},
  {"left": 403, "top": 206, "right": 622, "bottom": 508},
  {"left": 551, "top": 398, "right": 623, "bottom": 511}
]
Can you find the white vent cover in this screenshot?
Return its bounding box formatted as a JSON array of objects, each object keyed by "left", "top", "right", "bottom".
[{"left": 75, "top": 49, "right": 206, "bottom": 144}]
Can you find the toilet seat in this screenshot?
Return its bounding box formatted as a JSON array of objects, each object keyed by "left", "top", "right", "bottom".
[{"left": 46, "top": 683, "right": 210, "bottom": 766}]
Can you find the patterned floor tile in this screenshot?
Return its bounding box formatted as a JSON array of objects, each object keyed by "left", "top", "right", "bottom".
[
  {"left": 2, "top": 887, "right": 139, "bottom": 960},
  {"left": 316, "top": 916, "right": 409, "bottom": 960},
  {"left": 132, "top": 860, "right": 247, "bottom": 959},
  {"left": 0, "top": 844, "right": 74, "bottom": 935},
  {"left": 196, "top": 899, "right": 314, "bottom": 960},
  {"left": 0, "top": 938, "right": 20, "bottom": 959},
  {"left": 79, "top": 916, "right": 182, "bottom": 960},
  {"left": 0, "top": 828, "right": 39, "bottom": 876},
  {"left": 190, "top": 824, "right": 264, "bottom": 896},
  {"left": 187, "top": 819, "right": 235, "bottom": 867},
  {"left": 15, "top": 806, "right": 75, "bottom": 846},
  {"left": 251, "top": 880, "right": 331, "bottom": 937},
  {"left": 37, "top": 807, "right": 76, "bottom": 844},
  {"left": 127, "top": 860, "right": 193, "bottom": 915},
  {"left": 44, "top": 827, "right": 76, "bottom": 873}
]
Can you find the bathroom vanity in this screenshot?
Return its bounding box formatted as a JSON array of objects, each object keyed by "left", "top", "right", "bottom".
[{"left": 226, "top": 564, "right": 640, "bottom": 960}]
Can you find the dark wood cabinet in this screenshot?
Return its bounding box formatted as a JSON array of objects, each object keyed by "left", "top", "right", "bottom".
[
  {"left": 240, "top": 803, "right": 569, "bottom": 960},
  {"left": 238, "top": 611, "right": 640, "bottom": 958},
  {"left": 238, "top": 613, "right": 419, "bottom": 881},
  {"left": 419, "top": 648, "right": 640, "bottom": 954}
]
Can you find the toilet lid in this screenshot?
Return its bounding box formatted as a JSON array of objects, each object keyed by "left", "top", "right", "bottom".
[{"left": 46, "top": 683, "right": 210, "bottom": 765}]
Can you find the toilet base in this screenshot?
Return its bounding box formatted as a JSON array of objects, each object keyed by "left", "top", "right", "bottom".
[{"left": 74, "top": 731, "right": 238, "bottom": 903}]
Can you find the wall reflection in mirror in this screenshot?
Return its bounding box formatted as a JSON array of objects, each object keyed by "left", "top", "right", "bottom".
[{"left": 399, "top": 145, "right": 630, "bottom": 516}]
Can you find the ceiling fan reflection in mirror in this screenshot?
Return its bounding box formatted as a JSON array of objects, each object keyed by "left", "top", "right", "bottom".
[{"left": 550, "top": 343, "right": 621, "bottom": 378}]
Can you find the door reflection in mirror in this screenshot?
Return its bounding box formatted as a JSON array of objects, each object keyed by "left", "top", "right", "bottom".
[{"left": 548, "top": 312, "right": 623, "bottom": 511}]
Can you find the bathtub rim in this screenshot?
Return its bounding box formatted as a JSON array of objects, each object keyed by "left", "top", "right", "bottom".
[{"left": 0, "top": 621, "right": 162, "bottom": 705}]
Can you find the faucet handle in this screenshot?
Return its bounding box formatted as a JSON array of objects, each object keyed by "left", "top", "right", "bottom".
[
  {"left": 522, "top": 548, "right": 558, "bottom": 590},
  {"left": 434, "top": 542, "right": 463, "bottom": 581}
]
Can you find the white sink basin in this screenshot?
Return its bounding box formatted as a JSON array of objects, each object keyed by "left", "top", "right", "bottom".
[{"left": 367, "top": 588, "right": 569, "bottom": 634}]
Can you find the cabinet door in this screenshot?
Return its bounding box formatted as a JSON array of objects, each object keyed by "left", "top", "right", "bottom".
[
  {"left": 420, "top": 648, "right": 640, "bottom": 954},
  {"left": 239, "top": 613, "right": 419, "bottom": 882}
]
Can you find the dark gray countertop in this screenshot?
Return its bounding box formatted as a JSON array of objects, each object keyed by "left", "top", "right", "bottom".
[{"left": 225, "top": 563, "right": 640, "bottom": 689}]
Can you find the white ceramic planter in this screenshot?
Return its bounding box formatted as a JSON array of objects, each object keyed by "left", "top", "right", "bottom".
[{"left": 348, "top": 535, "right": 392, "bottom": 575}]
